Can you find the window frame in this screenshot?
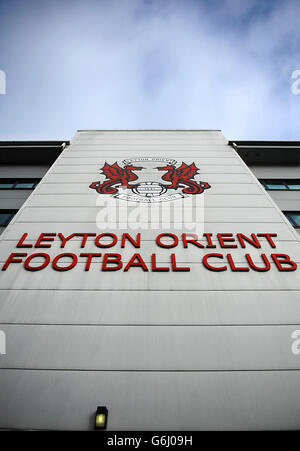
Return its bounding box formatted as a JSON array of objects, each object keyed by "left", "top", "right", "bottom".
[
  {"left": 0, "top": 209, "right": 18, "bottom": 226},
  {"left": 0, "top": 178, "right": 41, "bottom": 190},
  {"left": 283, "top": 211, "right": 300, "bottom": 228},
  {"left": 260, "top": 179, "right": 300, "bottom": 191}
]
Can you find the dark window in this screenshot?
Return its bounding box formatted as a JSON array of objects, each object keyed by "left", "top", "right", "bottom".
[
  {"left": 0, "top": 179, "right": 40, "bottom": 189},
  {"left": 284, "top": 212, "right": 300, "bottom": 228},
  {"left": 263, "top": 181, "right": 287, "bottom": 190},
  {"left": 260, "top": 179, "right": 300, "bottom": 190},
  {"left": 286, "top": 181, "right": 300, "bottom": 190},
  {"left": 0, "top": 210, "right": 17, "bottom": 226},
  {"left": 0, "top": 181, "right": 15, "bottom": 188}
]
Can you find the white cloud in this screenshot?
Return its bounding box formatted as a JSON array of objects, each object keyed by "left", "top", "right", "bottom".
[{"left": 0, "top": 0, "right": 299, "bottom": 140}]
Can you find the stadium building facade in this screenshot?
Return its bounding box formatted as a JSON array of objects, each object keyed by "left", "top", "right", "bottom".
[{"left": 0, "top": 130, "right": 300, "bottom": 430}]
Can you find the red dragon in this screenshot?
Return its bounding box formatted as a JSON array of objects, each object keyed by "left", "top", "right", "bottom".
[
  {"left": 89, "top": 162, "right": 143, "bottom": 194},
  {"left": 156, "top": 162, "right": 210, "bottom": 194}
]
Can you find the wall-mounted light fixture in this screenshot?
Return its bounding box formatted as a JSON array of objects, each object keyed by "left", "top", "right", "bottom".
[{"left": 95, "top": 406, "right": 108, "bottom": 430}]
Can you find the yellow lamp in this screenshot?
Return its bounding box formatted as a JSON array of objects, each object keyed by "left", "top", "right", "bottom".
[{"left": 95, "top": 406, "right": 108, "bottom": 430}]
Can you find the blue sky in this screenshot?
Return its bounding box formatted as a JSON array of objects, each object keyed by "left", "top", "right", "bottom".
[{"left": 0, "top": 0, "right": 299, "bottom": 140}]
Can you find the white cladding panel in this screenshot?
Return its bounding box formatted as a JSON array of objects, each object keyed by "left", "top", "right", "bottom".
[
  {"left": 1, "top": 370, "right": 300, "bottom": 431},
  {"left": 0, "top": 324, "right": 299, "bottom": 371},
  {"left": 249, "top": 165, "right": 300, "bottom": 178},
  {"left": 0, "top": 165, "right": 49, "bottom": 178},
  {"left": 1, "top": 130, "right": 300, "bottom": 430},
  {"left": 28, "top": 193, "right": 272, "bottom": 208},
  {"left": 16, "top": 206, "right": 283, "bottom": 223},
  {"left": 265, "top": 190, "right": 300, "bottom": 211},
  {"left": 0, "top": 290, "right": 300, "bottom": 325}
]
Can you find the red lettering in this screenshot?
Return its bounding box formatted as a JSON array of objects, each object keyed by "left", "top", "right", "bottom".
[
  {"left": 245, "top": 253, "right": 270, "bottom": 271},
  {"left": 156, "top": 233, "right": 179, "bottom": 248},
  {"left": 203, "top": 233, "right": 216, "bottom": 248},
  {"left": 151, "top": 254, "right": 169, "bottom": 271},
  {"left": 95, "top": 233, "right": 118, "bottom": 248},
  {"left": 35, "top": 233, "right": 56, "bottom": 248},
  {"left": 80, "top": 253, "right": 102, "bottom": 271},
  {"left": 58, "top": 233, "right": 76, "bottom": 248},
  {"left": 52, "top": 253, "right": 78, "bottom": 271},
  {"left": 77, "top": 233, "right": 96, "bottom": 248},
  {"left": 16, "top": 233, "right": 32, "bottom": 248},
  {"left": 227, "top": 254, "right": 249, "bottom": 272},
  {"left": 121, "top": 233, "right": 141, "bottom": 248},
  {"left": 24, "top": 253, "right": 50, "bottom": 271},
  {"left": 202, "top": 253, "right": 226, "bottom": 271},
  {"left": 217, "top": 233, "right": 237, "bottom": 248},
  {"left": 124, "top": 253, "right": 148, "bottom": 271},
  {"left": 182, "top": 233, "right": 204, "bottom": 248},
  {"left": 271, "top": 254, "right": 297, "bottom": 271},
  {"left": 237, "top": 234, "right": 261, "bottom": 249},
  {"left": 2, "top": 253, "right": 27, "bottom": 270},
  {"left": 171, "top": 253, "right": 190, "bottom": 271},
  {"left": 257, "top": 233, "right": 277, "bottom": 248},
  {"left": 102, "top": 253, "right": 123, "bottom": 271}
]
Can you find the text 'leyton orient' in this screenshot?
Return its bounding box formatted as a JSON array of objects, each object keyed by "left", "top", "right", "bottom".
[{"left": 1, "top": 232, "right": 297, "bottom": 273}]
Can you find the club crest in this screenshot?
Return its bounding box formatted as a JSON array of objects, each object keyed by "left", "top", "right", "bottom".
[{"left": 89, "top": 157, "right": 211, "bottom": 203}]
